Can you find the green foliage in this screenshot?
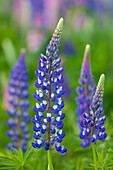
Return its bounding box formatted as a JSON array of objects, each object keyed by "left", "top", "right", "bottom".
[
  {"left": 90, "top": 147, "right": 113, "bottom": 169},
  {"left": 0, "top": 147, "right": 39, "bottom": 170}
]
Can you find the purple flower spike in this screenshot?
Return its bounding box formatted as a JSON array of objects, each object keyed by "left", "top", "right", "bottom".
[
  {"left": 76, "top": 44, "right": 96, "bottom": 147},
  {"left": 7, "top": 49, "right": 30, "bottom": 152},
  {"left": 89, "top": 74, "right": 107, "bottom": 143},
  {"left": 76, "top": 45, "right": 96, "bottom": 117},
  {"left": 32, "top": 18, "right": 67, "bottom": 155},
  {"left": 79, "top": 74, "right": 107, "bottom": 147}
]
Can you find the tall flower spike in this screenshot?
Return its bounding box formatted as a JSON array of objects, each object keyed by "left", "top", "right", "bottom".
[
  {"left": 79, "top": 74, "right": 107, "bottom": 146},
  {"left": 90, "top": 74, "right": 107, "bottom": 143},
  {"left": 32, "top": 18, "right": 67, "bottom": 155},
  {"left": 7, "top": 49, "right": 30, "bottom": 152},
  {"left": 75, "top": 44, "right": 96, "bottom": 148}
]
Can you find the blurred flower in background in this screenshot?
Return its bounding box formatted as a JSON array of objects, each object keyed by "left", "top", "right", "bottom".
[
  {"left": 73, "top": 12, "right": 91, "bottom": 31},
  {"left": 63, "top": 40, "right": 76, "bottom": 56},
  {"left": 75, "top": 45, "right": 96, "bottom": 148},
  {"left": 12, "top": 0, "right": 60, "bottom": 29},
  {"left": 27, "top": 29, "right": 46, "bottom": 53},
  {"left": 43, "top": 0, "right": 60, "bottom": 29},
  {"left": 12, "top": 0, "right": 31, "bottom": 28},
  {"left": 29, "top": 0, "right": 45, "bottom": 27},
  {"left": 12, "top": 0, "right": 113, "bottom": 30},
  {"left": 11, "top": 0, "right": 113, "bottom": 55},
  {"left": 6, "top": 50, "right": 30, "bottom": 152}
]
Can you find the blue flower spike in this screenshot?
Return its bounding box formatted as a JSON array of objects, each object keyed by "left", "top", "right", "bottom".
[
  {"left": 7, "top": 49, "right": 30, "bottom": 152},
  {"left": 79, "top": 74, "right": 107, "bottom": 147},
  {"left": 32, "top": 18, "right": 67, "bottom": 155},
  {"left": 90, "top": 74, "right": 107, "bottom": 143}
]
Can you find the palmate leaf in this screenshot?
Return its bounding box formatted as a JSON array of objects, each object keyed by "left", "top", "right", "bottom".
[
  {"left": 0, "top": 156, "right": 14, "bottom": 162},
  {"left": 23, "top": 146, "right": 33, "bottom": 163},
  {"left": 0, "top": 155, "right": 17, "bottom": 165},
  {"left": 10, "top": 148, "right": 22, "bottom": 164},
  {"left": 23, "top": 148, "right": 40, "bottom": 165},
  {"left": 0, "top": 156, "right": 20, "bottom": 169},
  {"left": 0, "top": 147, "right": 40, "bottom": 169},
  {"left": 13, "top": 155, "right": 22, "bottom": 164}
]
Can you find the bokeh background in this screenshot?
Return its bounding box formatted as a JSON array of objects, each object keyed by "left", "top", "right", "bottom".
[{"left": 0, "top": 0, "right": 113, "bottom": 169}]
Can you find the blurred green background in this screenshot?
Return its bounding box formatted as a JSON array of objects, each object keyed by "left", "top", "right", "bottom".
[{"left": 0, "top": 0, "right": 113, "bottom": 169}]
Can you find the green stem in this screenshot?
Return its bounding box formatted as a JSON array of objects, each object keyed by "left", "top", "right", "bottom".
[
  {"left": 47, "top": 150, "right": 53, "bottom": 170},
  {"left": 91, "top": 143, "right": 98, "bottom": 170}
]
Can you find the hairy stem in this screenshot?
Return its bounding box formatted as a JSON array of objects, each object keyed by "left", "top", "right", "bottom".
[
  {"left": 17, "top": 118, "right": 21, "bottom": 150},
  {"left": 85, "top": 84, "right": 90, "bottom": 114},
  {"left": 16, "top": 80, "right": 22, "bottom": 150},
  {"left": 16, "top": 93, "right": 21, "bottom": 150},
  {"left": 47, "top": 61, "right": 52, "bottom": 143},
  {"left": 47, "top": 61, "right": 53, "bottom": 170}
]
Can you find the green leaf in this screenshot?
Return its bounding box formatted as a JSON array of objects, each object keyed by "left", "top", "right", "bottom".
[
  {"left": 105, "top": 151, "right": 113, "bottom": 157},
  {"left": 11, "top": 148, "right": 19, "bottom": 156},
  {"left": 90, "top": 164, "right": 102, "bottom": 168},
  {"left": 0, "top": 165, "right": 19, "bottom": 169},
  {"left": 18, "top": 148, "right": 23, "bottom": 162},
  {"left": 23, "top": 146, "right": 33, "bottom": 163},
  {"left": 98, "top": 148, "right": 104, "bottom": 166},
  {"left": 13, "top": 155, "right": 21, "bottom": 164},
  {"left": 104, "top": 162, "right": 113, "bottom": 167},
  {"left": 23, "top": 147, "right": 39, "bottom": 165},
  {"left": 0, "top": 156, "right": 14, "bottom": 162},
  {"left": 0, "top": 155, "right": 21, "bottom": 169},
  {"left": 2, "top": 162, "right": 20, "bottom": 166},
  {"left": 0, "top": 147, "right": 40, "bottom": 169},
  {"left": 25, "top": 151, "right": 39, "bottom": 162}
]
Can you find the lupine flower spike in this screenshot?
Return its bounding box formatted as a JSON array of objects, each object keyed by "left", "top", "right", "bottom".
[
  {"left": 7, "top": 49, "right": 30, "bottom": 152},
  {"left": 76, "top": 44, "right": 96, "bottom": 147},
  {"left": 90, "top": 74, "right": 107, "bottom": 143},
  {"left": 79, "top": 74, "right": 107, "bottom": 146},
  {"left": 32, "top": 18, "right": 67, "bottom": 155}
]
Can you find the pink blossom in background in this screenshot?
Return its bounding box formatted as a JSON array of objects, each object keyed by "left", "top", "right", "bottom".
[
  {"left": 13, "top": 0, "right": 31, "bottom": 28},
  {"left": 75, "top": 0, "right": 86, "bottom": 6},
  {"left": 43, "top": 0, "right": 60, "bottom": 29},
  {"left": 27, "top": 29, "right": 46, "bottom": 53},
  {"left": 29, "top": 0, "right": 45, "bottom": 27},
  {"left": 74, "top": 12, "right": 89, "bottom": 30},
  {"left": 12, "top": 0, "right": 113, "bottom": 29},
  {"left": 32, "top": 13, "right": 43, "bottom": 27},
  {"left": 29, "top": 0, "right": 61, "bottom": 28},
  {"left": 12, "top": 0, "right": 113, "bottom": 55}
]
